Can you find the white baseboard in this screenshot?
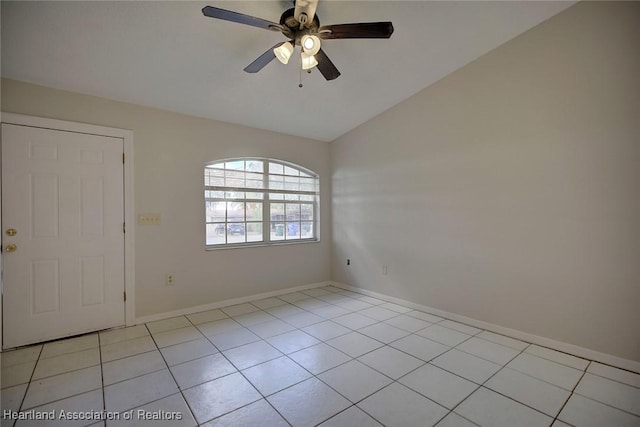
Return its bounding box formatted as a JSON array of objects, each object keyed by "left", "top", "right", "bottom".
[
  {"left": 135, "top": 281, "right": 332, "bottom": 324},
  {"left": 332, "top": 282, "right": 640, "bottom": 374}
]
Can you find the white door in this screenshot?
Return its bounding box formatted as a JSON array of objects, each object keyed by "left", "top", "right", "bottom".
[{"left": 2, "top": 123, "right": 125, "bottom": 348}]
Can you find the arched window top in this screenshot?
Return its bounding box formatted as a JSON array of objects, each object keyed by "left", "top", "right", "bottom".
[
  {"left": 206, "top": 158, "right": 318, "bottom": 179},
  {"left": 204, "top": 158, "right": 319, "bottom": 248}
]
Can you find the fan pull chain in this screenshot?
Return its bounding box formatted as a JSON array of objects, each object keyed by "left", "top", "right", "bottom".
[{"left": 299, "top": 62, "right": 303, "bottom": 88}]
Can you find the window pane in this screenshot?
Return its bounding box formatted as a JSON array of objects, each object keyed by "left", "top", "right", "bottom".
[
  {"left": 271, "top": 223, "right": 285, "bottom": 241},
  {"left": 211, "top": 163, "right": 225, "bottom": 169},
  {"left": 225, "top": 191, "right": 245, "bottom": 199},
  {"left": 300, "top": 177, "right": 315, "bottom": 192},
  {"left": 246, "top": 179, "right": 263, "bottom": 189},
  {"left": 227, "top": 202, "right": 245, "bottom": 222},
  {"left": 269, "top": 175, "right": 284, "bottom": 190},
  {"left": 246, "top": 160, "right": 263, "bottom": 173},
  {"left": 205, "top": 169, "right": 224, "bottom": 186},
  {"left": 301, "top": 204, "right": 313, "bottom": 221},
  {"left": 284, "top": 166, "right": 299, "bottom": 176},
  {"left": 270, "top": 203, "right": 285, "bottom": 222},
  {"left": 246, "top": 223, "right": 263, "bottom": 242},
  {"left": 246, "top": 192, "right": 264, "bottom": 200},
  {"left": 269, "top": 163, "right": 283, "bottom": 174},
  {"left": 206, "top": 224, "right": 225, "bottom": 245},
  {"left": 284, "top": 176, "right": 300, "bottom": 191},
  {"left": 227, "top": 223, "right": 245, "bottom": 243},
  {"left": 225, "top": 172, "right": 244, "bottom": 188},
  {"left": 286, "top": 203, "right": 300, "bottom": 221},
  {"left": 301, "top": 222, "right": 314, "bottom": 239},
  {"left": 208, "top": 201, "right": 226, "bottom": 222},
  {"left": 269, "top": 193, "right": 284, "bottom": 200},
  {"left": 227, "top": 170, "right": 244, "bottom": 179},
  {"left": 286, "top": 222, "right": 300, "bottom": 239},
  {"left": 226, "top": 161, "right": 244, "bottom": 170},
  {"left": 285, "top": 193, "right": 300, "bottom": 201},
  {"left": 300, "top": 195, "right": 315, "bottom": 202},
  {"left": 205, "top": 190, "right": 226, "bottom": 199},
  {"left": 245, "top": 172, "right": 262, "bottom": 181},
  {"left": 226, "top": 179, "right": 244, "bottom": 188},
  {"left": 247, "top": 203, "right": 263, "bottom": 221}
]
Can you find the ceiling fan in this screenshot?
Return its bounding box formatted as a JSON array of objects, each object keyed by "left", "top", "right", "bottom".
[{"left": 202, "top": 0, "right": 393, "bottom": 81}]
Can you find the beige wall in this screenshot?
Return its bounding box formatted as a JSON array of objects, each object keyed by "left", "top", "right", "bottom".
[
  {"left": 331, "top": 2, "right": 640, "bottom": 361},
  {"left": 2, "top": 79, "right": 332, "bottom": 317}
]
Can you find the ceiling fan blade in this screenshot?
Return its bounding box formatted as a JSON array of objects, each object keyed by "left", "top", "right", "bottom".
[
  {"left": 244, "top": 44, "right": 281, "bottom": 73},
  {"left": 202, "top": 6, "right": 281, "bottom": 31},
  {"left": 315, "top": 49, "right": 341, "bottom": 81},
  {"left": 318, "top": 22, "right": 394, "bottom": 39}
]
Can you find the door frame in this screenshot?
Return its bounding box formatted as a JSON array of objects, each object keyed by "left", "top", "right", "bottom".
[{"left": 0, "top": 113, "right": 135, "bottom": 349}]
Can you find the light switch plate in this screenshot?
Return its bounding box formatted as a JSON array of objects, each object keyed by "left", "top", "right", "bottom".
[{"left": 138, "top": 213, "right": 161, "bottom": 225}]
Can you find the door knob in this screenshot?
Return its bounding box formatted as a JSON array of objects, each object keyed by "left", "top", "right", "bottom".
[
  {"left": 5, "top": 244, "right": 17, "bottom": 253},
  {"left": 6, "top": 228, "right": 17, "bottom": 236}
]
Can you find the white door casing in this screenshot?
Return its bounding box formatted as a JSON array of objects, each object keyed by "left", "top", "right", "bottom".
[{"left": 1, "top": 114, "right": 135, "bottom": 349}]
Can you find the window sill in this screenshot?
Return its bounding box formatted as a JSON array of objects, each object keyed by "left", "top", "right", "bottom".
[{"left": 205, "top": 238, "right": 320, "bottom": 251}]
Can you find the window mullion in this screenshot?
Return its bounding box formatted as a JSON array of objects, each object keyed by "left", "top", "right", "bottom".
[
  {"left": 263, "top": 169, "right": 270, "bottom": 243},
  {"left": 314, "top": 196, "right": 318, "bottom": 241}
]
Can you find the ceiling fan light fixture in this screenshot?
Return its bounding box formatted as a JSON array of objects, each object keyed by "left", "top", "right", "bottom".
[
  {"left": 301, "top": 52, "right": 318, "bottom": 70},
  {"left": 300, "top": 35, "right": 321, "bottom": 56},
  {"left": 273, "top": 42, "right": 294, "bottom": 64}
]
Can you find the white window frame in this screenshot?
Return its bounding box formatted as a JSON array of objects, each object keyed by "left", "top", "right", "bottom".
[{"left": 204, "top": 158, "right": 319, "bottom": 249}]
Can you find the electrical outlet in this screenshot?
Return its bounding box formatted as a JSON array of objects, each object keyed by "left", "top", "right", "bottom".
[
  {"left": 166, "top": 274, "right": 174, "bottom": 286},
  {"left": 347, "top": 259, "right": 351, "bottom": 266},
  {"left": 138, "top": 213, "right": 161, "bottom": 225}
]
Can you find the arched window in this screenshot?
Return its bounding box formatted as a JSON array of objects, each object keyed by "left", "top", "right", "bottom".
[{"left": 205, "top": 158, "right": 319, "bottom": 247}]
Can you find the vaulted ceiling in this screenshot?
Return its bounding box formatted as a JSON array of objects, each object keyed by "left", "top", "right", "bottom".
[{"left": 2, "top": 1, "right": 575, "bottom": 141}]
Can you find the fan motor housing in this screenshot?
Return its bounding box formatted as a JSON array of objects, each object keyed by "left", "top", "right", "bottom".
[{"left": 280, "top": 8, "right": 319, "bottom": 31}]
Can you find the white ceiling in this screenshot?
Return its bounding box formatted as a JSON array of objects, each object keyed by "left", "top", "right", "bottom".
[{"left": 1, "top": 1, "right": 575, "bottom": 141}]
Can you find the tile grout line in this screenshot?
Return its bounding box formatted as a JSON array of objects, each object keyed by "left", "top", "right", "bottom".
[
  {"left": 434, "top": 410, "right": 481, "bottom": 427},
  {"left": 15, "top": 342, "right": 104, "bottom": 415},
  {"left": 524, "top": 346, "right": 591, "bottom": 371},
  {"left": 384, "top": 333, "right": 485, "bottom": 427},
  {"left": 551, "top": 360, "right": 591, "bottom": 427},
  {"left": 183, "top": 309, "right": 295, "bottom": 426},
  {"left": 585, "top": 370, "right": 640, "bottom": 391},
  {"left": 504, "top": 356, "right": 592, "bottom": 392},
  {"left": 20, "top": 348, "right": 102, "bottom": 384},
  {"left": 464, "top": 342, "right": 589, "bottom": 424},
  {"left": 239, "top": 300, "right": 359, "bottom": 425},
  {"left": 15, "top": 344, "right": 44, "bottom": 417},
  {"left": 554, "top": 365, "right": 640, "bottom": 420},
  {"left": 444, "top": 342, "right": 531, "bottom": 423},
  {"left": 97, "top": 333, "right": 106, "bottom": 426},
  {"left": 100, "top": 350, "right": 166, "bottom": 388},
  {"left": 140, "top": 322, "right": 201, "bottom": 426},
  {"left": 309, "top": 287, "right": 443, "bottom": 426},
  {"left": 188, "top": 299, "right": 429, "bottom": 425},
  {"left": 279, "top": 304, "right": 453, "bottom": 425},
  {"left": 102, "top": 325, "right": 206, "bottom": 418}
]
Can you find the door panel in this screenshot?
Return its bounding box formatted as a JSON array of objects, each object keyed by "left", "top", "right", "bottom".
[{"left": 2, "top": 123, "right": 125, "bottom": 348}]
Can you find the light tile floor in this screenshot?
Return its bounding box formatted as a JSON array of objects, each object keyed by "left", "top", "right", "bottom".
[{"left": 2, "top": 285, "right": 640, "bottom": 427}]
